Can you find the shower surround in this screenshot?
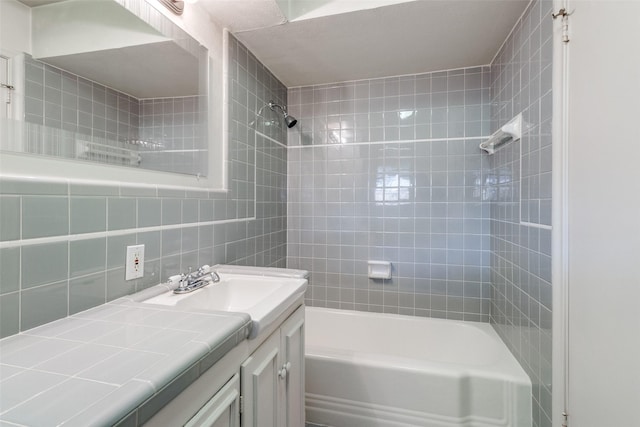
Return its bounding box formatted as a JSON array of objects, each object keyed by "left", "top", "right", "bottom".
[
  {"left": 488, "top": 0, "right": 553, "bottom": 426},
  {"left": 287, "top": 67, "right": 493, "bottom": 321},
  {"left": 287, "top": 1, "right": 553, "bottom": 424}
]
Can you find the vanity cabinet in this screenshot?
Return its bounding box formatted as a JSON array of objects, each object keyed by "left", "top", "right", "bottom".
[
  {"left": 143, "top": 342, "right": 246, "bottom": 427},
  {"left": 241, "top": 305, "right": 305, "bottom": 427},
  {"left": 143, "top": 305, "right": 305, "bottom": 427},
  {"left": 186, "top": 374, "right": 240, "bottom": 427}
]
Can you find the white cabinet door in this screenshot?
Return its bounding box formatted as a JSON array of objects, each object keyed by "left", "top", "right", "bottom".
[
  {"left": 186, "top": 373, "right": 240, "bottom": 427},
  {"left": 241, "top": 330, "right": 281, "bottom": 427},
  {"left": 280, "top": 307, "right": 305, "bottom": 427},
  {"left": 240, "top": 305, "right": 305, "bottom": 427}
]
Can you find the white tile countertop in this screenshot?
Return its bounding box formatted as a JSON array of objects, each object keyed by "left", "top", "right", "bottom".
[{"left": 0, "top": 290, "right": 252, "bottom": 427}]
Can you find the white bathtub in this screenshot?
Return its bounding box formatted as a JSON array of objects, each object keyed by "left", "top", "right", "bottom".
[{"left": 305, "top": 307, "right": 531, "bottom": 427}]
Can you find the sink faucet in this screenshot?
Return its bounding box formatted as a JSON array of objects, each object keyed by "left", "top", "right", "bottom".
[{"left": 174, "top": 265, "right": 220, "bottom": 294}]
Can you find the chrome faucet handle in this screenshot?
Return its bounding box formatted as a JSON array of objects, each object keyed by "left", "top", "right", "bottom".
[
  {"left": 187, "top": 267, "right": 196, "bottom": 283},
  {"left": 173, "top": 268, "right": 217, "bottom": 295},
  {"left": 177, "top": 272, "right": 189, "bottom": 290}
]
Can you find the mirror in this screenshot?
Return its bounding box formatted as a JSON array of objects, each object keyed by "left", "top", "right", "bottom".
[{"left": 0, "top": 0, "right": 209, "bottom": 178}]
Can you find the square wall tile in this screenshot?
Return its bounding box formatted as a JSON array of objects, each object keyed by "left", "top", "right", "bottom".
[
  {"left": 22, "top": 196, "right": 69, "bottom": 239},
  {"left": 70, "top": 197, "right": 106, "bottom": 234},
  {"left": 107, "top": 198, "right": 136, "bottom": 231},
  {"left": 137, "top": 198, "right": 161, "bottom": 228},
  {"left": 161, "top": 199, "right": 182, "bottom": 225},
  {"left": 69, "top": 272, "right": 106, "bottom": 315},
  {"left": 21, "top": 242, "right": 68, "bottom": 289},
  {"left": 70, "top": 238, "right": 106, "bottom": 278},
  {"left": 21, "top": 281, "right": 68, "bottom": 331},
  {"left": 106, "top": 268, "right": 134, "bottom": 301}
]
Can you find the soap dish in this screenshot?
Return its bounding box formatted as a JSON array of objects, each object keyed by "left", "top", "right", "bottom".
[{"left": 368, "top": 260, "right": 392, "bottom": 279}]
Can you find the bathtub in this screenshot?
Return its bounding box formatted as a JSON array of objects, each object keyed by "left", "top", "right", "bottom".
[{"left": 305, "top": 307, "right": 531, "bottom": 427}]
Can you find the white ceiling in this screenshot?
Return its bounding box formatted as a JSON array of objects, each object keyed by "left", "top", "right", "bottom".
[{"left": 202, "top": 0, "right": 529, "bottom": 87}]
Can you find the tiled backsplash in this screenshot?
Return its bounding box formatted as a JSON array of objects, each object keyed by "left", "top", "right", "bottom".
[
  {"left": 488, "top": 0, "right": 553, "bottom": 426},
  {"left": 287, "top": 67, "right": 494, "bottom": 320},
  {"left": 0, "top": 36, "right": 287, "bottom": 339}
]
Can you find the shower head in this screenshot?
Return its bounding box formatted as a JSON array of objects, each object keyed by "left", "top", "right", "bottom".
[
  {"left": 284, "top": 114, "right": 297, "bottom": 129},
  {"left": 267, "top": 101, "right": 298, "bottom": 129},
  {"left": 267, "top": 101, "right": 297, "bottom": 129},
  {"left": 249, "top": 100, "right": 298, "bottom": 129}
]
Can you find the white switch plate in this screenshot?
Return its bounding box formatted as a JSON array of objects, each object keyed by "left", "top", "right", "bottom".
[{"left": 125, "top": 244, "right": 144, "bottom": 281}]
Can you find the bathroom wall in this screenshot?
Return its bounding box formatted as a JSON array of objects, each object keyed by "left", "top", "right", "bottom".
[
  {"left": 0, "top": 35, "right": 287, "bottom": 338},
  {"left": 488, "top": 0, "right": 553, "bottom": 426},
  {"left": 287, "top": 67, "right": 494, "bottom": 320}
]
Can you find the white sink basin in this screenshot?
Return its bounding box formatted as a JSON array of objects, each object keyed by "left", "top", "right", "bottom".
[{"left": 142, "top": 273, "right": 307, "bottom": 338}]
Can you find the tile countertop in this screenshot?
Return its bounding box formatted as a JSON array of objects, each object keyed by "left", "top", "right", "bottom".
[{"left": 0, "top": 285, "right": 252, "bottom": 427}]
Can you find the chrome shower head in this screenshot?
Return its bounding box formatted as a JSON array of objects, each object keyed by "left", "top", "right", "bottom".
[
  {"left": 249, "top": 101, "right": 299, "bottom": 129},
  {"left": 284, "top": 114, "right": 297, "bottom": 129},
  {"left": 268, "top": 101, "right": 298, "bottom": 128}
]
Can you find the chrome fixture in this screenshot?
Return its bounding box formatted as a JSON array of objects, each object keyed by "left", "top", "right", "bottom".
[
  {"left": 251, "top": 100, "right": 298, "bottom": 129},
  {"left": 479, "top": 113, "right": 522, "bottom": 155},
  {"left": 174, "top": 266, "right": 220, "bottom": 294}
]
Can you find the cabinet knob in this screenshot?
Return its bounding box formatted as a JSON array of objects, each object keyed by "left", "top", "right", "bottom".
[{"left": 278, "top": 362, "right": 291, "bottom": 379}]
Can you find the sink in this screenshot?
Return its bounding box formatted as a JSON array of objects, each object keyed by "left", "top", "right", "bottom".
[{"left": 142, "top": 273, "right": 307, "bottom": 338}]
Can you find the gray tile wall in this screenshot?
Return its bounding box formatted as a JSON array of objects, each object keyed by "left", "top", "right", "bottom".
[
  {"left": 0, "top": 37, "right": 287, "bottom": 339},
  {"left": 24, "top": 55, "right": 140, "bottom": 143},
  {"left": 227, "top": 35, "right": 288, "bottom": 224},
  {"left": 138, "top": 96, "right": 207, "bottom": 176},
  {"left": 488, "top": 1, "right": 553, "bottom": 426},
  {"left": 23, "top": 56, "right": 207, "bottom": 176},
  {"left": 287, "top": 67, "right": 494, "bottom": 320},
  {"left": 288, "top": 69, "right": 491, "bottom": 147}
]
